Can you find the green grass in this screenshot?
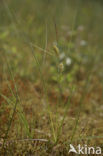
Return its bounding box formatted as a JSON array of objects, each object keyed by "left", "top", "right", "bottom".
[{"left": 0, "top": 0, "right": 103, "bottom": 155}]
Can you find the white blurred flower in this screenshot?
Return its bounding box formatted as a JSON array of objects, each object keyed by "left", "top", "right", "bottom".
[
  {"left": 59, "top": 52, "right": 65, "bottom": 60},
  {"left": 80, "top": 40, "right": 87, "bottom": 46},
  {"left": 66, "top": 57, "right": 72, "bottom": 66}
]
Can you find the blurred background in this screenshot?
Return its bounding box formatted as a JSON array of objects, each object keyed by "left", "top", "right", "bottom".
[{"left": 0, "top": 0, "right": 103, "bottom": 78}]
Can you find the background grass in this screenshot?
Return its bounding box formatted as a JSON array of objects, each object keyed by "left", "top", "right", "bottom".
[{"left": 0, "top": 0, "right": 103, "bottom": 155}]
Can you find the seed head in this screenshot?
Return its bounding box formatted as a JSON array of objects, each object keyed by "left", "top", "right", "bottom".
[
  {"left": 53, "top": 45, "right": 59, "bottom": 56},
  {"left": 59, "top": 63, "right": 64, "bottom": 72}
]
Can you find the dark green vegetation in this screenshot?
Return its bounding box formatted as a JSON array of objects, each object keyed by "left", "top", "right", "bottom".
[{"left": 0, "top": 0, "right": 103, "bottom": 155}]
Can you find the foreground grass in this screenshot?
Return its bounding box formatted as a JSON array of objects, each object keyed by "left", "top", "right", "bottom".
[{"left": 0, "top": 0, "right": 103, "bottom": 155}]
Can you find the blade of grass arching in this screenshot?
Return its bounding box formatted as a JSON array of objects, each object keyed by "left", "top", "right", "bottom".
[
  {"left": 4, "top": 55, "right": 30, "bottom": 132},
  {"left": 2, "top": 77, "right": 31, "bottom": 138},
  {"left": 0, "top": 93, "right": 31, "bottom": 139},
  {"left": 2, "top": 57, "right": 19, "bottom": 153},
  {"left": 3, "top": 54, "right": 31, "bottom": 139},
  {"left": 29, "top": 43, "right": 53, "bottom": 56},
  {"left": 7, "top": 83, "right": 31, "bottom": 137}
]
